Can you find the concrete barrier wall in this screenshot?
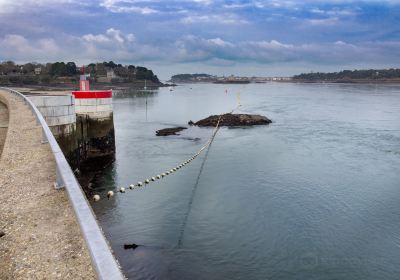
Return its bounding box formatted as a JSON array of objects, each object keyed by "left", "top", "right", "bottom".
[
  {"left": 28, "top": 95, "right": 76, "bottom": 136},
  {"left": 75, "top": 98, "right": 113, "bottom": 119},
  {"left": 25, "top": 93, "right": 115, "bottom": 173}
]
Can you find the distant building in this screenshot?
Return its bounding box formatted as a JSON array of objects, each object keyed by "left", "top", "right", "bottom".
[
  {"left": 34, "top": 67, "right": 42, "bottom": 75},
  {"left": 97, "top": 69, "right": 120, "bottom": 83},
  {"left": 107, "top": 70, "right": 116, "bottom": 80}
]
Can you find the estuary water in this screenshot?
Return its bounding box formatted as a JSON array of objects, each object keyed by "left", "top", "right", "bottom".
[{"left": 91, "top": 83, "right": 400, "bottom": 280}]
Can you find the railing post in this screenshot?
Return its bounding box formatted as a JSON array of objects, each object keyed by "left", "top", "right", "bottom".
[
  {"left": 54, "top": 166, "right": 65, "bottom": 189},
  {"left": 42, "top": 127, "right": 49, "bottom": 144}
]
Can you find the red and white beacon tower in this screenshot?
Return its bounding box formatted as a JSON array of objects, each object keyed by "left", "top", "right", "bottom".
[{"left": 71, "top": 69, "right": 113, "bottom": 119}]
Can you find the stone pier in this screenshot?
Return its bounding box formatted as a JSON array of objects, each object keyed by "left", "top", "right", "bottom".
[{"left": 26, "top": 92, "right": 115, "bottom": 178}]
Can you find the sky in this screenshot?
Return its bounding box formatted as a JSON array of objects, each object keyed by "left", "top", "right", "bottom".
[{"left": 0, "top": 0, "right": 400, "bottom": 80}]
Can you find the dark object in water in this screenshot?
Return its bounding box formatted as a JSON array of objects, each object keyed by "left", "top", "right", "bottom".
[
  {"left": 192, "top": 113, "right": 272, "bottom": 127},
  {"left": 124, "top": 243, "right": 139, "bottom": 250},
  {"left": 156, "top": 127, "right": 187, "bottom": 136}
]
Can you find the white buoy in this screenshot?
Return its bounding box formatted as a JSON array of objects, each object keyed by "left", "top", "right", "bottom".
[
  {"left": 120, "top": 187, "right": 126, "bottom": 193},
  {"left": 107, "top": 191, "right": 114, "bottom": 199},
  {"left": 137, "top": 182, "right": 143, "bottom": 186},
  {"left": 170, "top": 169, "right": 174, "bottom": 173},
  {"left": 129, "top": 184, "right": 135, "bottom": 189},
  {"left": 145, "top": 179, "right": 150, "bottom": 184},
  {"left": 151, "top": 177, "right": 156, "bottom": 181},
  {"left": 93, "top": 194, "right": 100, "bottom": 201},
  {"left": 156, "top": 175, "right": 161, "bottom": 179},
  {"left": 166, "top": 171, "right": 170, "bottom": 175},
  {"left": 161, "top": 173, "right": 166, "bottom": 177},
  {"left": 173, "top": 168, "right": 177, "bottom": 171}
]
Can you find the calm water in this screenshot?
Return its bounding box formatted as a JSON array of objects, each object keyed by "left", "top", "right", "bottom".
[{"left": 91, "top": 83, "right": 400, "bottom": 280}]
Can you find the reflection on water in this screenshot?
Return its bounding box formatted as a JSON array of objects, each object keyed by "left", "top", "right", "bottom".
[{"left": 91, "top": 83, "right": 400, "bottom": 280}]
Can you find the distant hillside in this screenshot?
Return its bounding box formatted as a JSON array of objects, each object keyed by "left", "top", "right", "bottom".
[
  {"left": 170, "top": 73, "right": 215, "bottom": 83},
  {"left": 293, "top": 68, "right": 400, "bottom": 83},
  {"left": 0, "top": 60, "right": 162, "bottom": 87}
]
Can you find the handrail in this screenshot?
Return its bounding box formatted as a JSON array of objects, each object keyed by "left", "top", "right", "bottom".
[{"left": 0, "top": 87, "right": 125, "bottom": 280}]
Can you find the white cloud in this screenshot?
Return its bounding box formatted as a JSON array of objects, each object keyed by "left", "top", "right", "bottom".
[
  {"left": 192, "top": 0, "right": 213, "bottom": 5},
  {"left": 181, "top": 14, "right": 248, "bottom": 24},
  {"left": 100, "top": 0, "right": 159, "bottom": 14},
  {"left": 207, "top": 38, "right": 234, "bottom": 47},
  {"left": 0, "top": 28, "right": 158, "bottom": 63},
  {"left": 0, "top": 0, "right": 83, "bottom": 14},
  {"left": 307, "top": 17, "right": 339, "bottom": 26},
  {"left": 82, "top": 28, "right": 135, "bottom": 45},
  {"left": 1, "top": 28, "right": 400, "bottom": 75},
  {"left": 0, "top": 34, "right": 61, "bottom": 60},
  {"left": 82, "top": 34, "right": 111, "bottom": 43},
  {"left": 172, "top": 35, "right": 400, "bottom": 66}
]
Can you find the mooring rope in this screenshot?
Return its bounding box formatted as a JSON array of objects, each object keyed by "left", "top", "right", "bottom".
[{"left": 92, "top": 107, "right": 238, "bottom": 201}]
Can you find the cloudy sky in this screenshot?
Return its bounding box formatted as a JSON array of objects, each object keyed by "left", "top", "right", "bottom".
[{"left": 0, "top": 0, "right": 399, "bottom": 79}]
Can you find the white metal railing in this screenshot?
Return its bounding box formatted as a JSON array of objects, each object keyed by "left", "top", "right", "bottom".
[{"left": 0, "top": 87, "right": 125, "bottom": 280}]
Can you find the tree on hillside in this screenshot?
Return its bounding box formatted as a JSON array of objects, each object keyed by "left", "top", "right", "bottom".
[
  {"left": 103, "top": 61, "right": 117, "bottom": 68},
  {"left": 0, "top": 61, "right": 17, "bottom": 74},
  {"left": 65, "top": 62, "right": 77, "bottom": 76},
  {"left": 50, "top": 62, "right": 67, "bottom": 76}
]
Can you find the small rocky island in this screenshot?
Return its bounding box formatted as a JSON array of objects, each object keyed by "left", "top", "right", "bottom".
[
  {"left": 189, "top": 113, "right": 272, "bottom": 127},
  {"left": 157, "top": 114, "right": 271, "bottom": 136},
  {"left": 156, "top": 127, "right": 187, "bottom": 136}
]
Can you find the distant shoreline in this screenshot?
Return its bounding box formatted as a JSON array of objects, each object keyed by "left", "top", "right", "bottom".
[
  {"left": 2, "top": 80, "right": 176, "bottom": 92},
  {"left": 290, "top": 79, "right": 400, "bottom": 84},
  {"left": 7, "top": 80, "right": 400, "bottom": 93},
  {"left": 172, "top": 80, "right": 400, "bottom": 85}
]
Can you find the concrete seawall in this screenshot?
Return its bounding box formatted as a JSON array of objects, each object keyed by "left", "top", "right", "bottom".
[
  {"left": 28, "top": 94, "right": 76, "bottom": 136},
  {"left": 0, "top": 90, "right": 95, "bottom": 279},
  {"left": 26, "top": 93, "right": 115, "bottom": 183}
]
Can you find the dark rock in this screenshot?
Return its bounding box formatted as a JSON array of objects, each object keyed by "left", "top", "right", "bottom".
[
  {"left": 124, "top": 243, "right": 139, "bottom": 250},
  {"left": 193, "top": 113, "right": 272, "bottom": 127},
  {"left": 156, "top": 127, "right": 187, "bottom": 136},
  {"left": 188, "top": 120, "right": 194, "bottom": 126},
  {"left": 0, "top": 231, "right": 5, "bottom": 238}
]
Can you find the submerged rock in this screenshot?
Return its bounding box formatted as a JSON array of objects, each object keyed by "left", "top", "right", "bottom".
[
  {"left": 124, "top": 243, "right": 139, "bottom": 250},
  {"left": 156, "top": 127, "right": 187, "bottom": 136},
  {"left": 191, "top": 113, "right": 272, "bottom": 127}
]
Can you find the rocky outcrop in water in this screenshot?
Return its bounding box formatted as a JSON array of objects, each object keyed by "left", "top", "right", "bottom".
[
  {"left": 190, "top": 113, "right": 272, "bottom": 127},
  {"left": 156, "top": 127, "right": 187, "bottom": 136}
]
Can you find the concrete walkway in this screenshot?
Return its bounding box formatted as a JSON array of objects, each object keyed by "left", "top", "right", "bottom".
[{"left": 0, "top": 90, "right": 95, "bottom": 279}]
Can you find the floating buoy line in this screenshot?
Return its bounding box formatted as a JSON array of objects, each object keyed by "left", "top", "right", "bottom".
[{"left": 92, "top": 105, "right": 241, "bottom": 202}]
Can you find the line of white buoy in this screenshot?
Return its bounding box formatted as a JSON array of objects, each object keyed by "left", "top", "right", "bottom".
[{"left": 93, "top": 104, "right": 241, "bottom": 202}]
